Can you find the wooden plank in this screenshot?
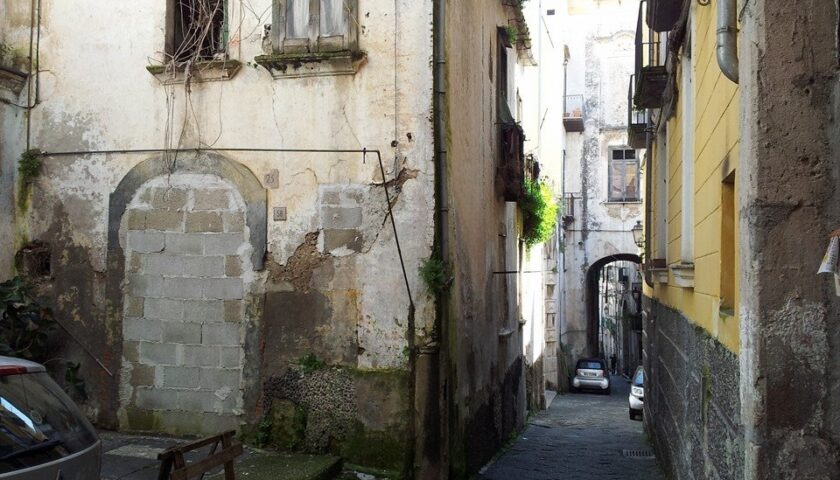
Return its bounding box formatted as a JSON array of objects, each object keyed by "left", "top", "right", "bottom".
[
  {"left": 159, "top": 431, "right": 236, "bottom": 457},
  {"left": 170, "top": 444, "right": 243, "bottom": 480}
]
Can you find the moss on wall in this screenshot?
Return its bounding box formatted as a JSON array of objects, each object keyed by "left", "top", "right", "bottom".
[{"left": 259, "top": 362, "right": 410, "bottom": 473}]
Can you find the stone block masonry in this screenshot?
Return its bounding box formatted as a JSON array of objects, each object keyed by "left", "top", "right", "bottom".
[{"left": 119, "top": 174, "right": 251, "bottom": 435}]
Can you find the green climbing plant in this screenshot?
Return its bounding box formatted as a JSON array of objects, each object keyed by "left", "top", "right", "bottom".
[
  {"left": 519, "top": 179, "right": 559, "bottom": 248},
  {"left": 420, "top": 256, "right": 449, "bottom": 297}
]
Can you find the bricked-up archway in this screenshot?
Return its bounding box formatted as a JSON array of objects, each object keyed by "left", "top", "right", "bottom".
[
  {"left": 584, "top": 254, "right": 640, "bottom": 358},
  {"left": 118, "top": 174, "right": 251, "bottom": 434},
  {"left": 106, "top": 153, "right": 266, "bottom": 434}
]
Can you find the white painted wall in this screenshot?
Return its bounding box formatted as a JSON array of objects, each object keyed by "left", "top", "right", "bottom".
[
  {"left": 561, "top": 0, "right": 643, "bottom": 362},
  {"left": 0, "top": 0, "right": 436, "bottom": 369}
]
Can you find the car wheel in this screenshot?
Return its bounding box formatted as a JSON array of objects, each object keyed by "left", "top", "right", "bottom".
[
  {"left": 604, "top": 386, "right": 611, "bottom": 395},
  {"left": 629, "top": 408, "right": 635, "bottom": 419}
]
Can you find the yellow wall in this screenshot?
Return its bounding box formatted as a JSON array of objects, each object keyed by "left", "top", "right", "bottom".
[{"left": 644, "top": 0, "right": 740, "bottom": 353}]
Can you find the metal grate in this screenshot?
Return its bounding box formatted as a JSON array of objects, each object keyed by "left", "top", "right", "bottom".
[{"left": 622, "top": 449, "right": 655, "bottom": 459}]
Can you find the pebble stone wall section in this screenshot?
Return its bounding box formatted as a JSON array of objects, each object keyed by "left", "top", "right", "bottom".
[{"left": 119, "top": 174, "right": 250, "bottom": 435}]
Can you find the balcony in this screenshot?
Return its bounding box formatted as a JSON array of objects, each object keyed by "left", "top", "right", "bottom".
[
  {"left": 627, "top": 75, "right": 650, "bottom": 149},
  {"left": 563, "top": 94, "right": 585, "bottom": 133},
  {"left": 646, "top": 0, "right": 682, "bottom": 32},
  {"left": 633, "top": 0, "right": 667, "bottom": 109}
]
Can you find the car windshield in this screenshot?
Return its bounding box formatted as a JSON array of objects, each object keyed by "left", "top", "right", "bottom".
[
  {"left": 578, "top": 361, "right": 603, "bottom": 370},
  {"left": 0, "top": 371, "right": 97, "bottom": 473},
  {"left": 633, "top": 368, "right": 645, "bottom": 386}
]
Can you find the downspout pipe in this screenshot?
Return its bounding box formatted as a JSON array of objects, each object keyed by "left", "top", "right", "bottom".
[
  {"left": 432, "top": 0, "right": 450, "bottom": 477},
  {"left": 716, "top": 0, "right": 739, "bottom": 84}
]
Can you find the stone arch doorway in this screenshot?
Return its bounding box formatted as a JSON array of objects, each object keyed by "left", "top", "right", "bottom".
[
  {"left": 108, "top": 154, "right": 266, "bottom": 435},
  {"left": 584, "top": 254, "right": 641, "bottom": 358}
]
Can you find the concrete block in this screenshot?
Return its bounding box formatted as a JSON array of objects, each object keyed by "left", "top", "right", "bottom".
[
  {"left": 130, "top": 364, "right": 156, "bottom": 387},
  {"left": 164, "top": 233, "right": 204, "bottom": 255},
  {"left": 183, "top": 300, "right": 224, "bottom": 323},
  {"left": 321, "top": 206, "right": 363, "bottom": 229},
  {"left": 194, "top": 190, "right": 230, "bottom": 211},
  {"left": 143, "top": 254, "right": 185, "bottom": 276},
  {"left": 128, "top": 254, "right": 143, "bottom": 273},
  {"left": 127, "top": 210, "right": 147, "bottom": 230},
  {"left": 204, "top": 234, "right": 244, "bottom": 255},
  {"left": 124, "top": 296, "right": 144, "bottom": 317},
  {"left": 320, "top": 187, "right": 342, "bottom": 205},
  {"left": 183, "top": 256, "right": 225, "bottom": 277},
  {"left": 219, "top": 347, "right": 241, "bottom": 368},
  {"left": 203, "top": 278, "right": 243, "bottom": 300},
  {"left": 224, "top": 256, "right": 242, "bottom": 277},
  {"left": 123, "top": 342, "right": 140, "bottom": 362},
  {"left": 182, "top": 345, "right": 220, "bottom": 367},
  {"left": 162, "top": 321, "right": 202, "bottom": 344},
  {"left": 186, "top": 212, "right": 224, "bottom": 233},
  {"left": 127, "top": 231, "right": 165, "bottom": 253},
  {"left": 128, "top": 274, "right": 165, "bottom": 298},
  {"left": 223, "top": 212, "right": 245, "bottom": 232},
  {"left": 139, "top": 342, "right": 178, "bottom": 365},
  {"left": 164, "top": 277, "right": 204, "bottom": 299},
  {"left": 199, "top": 368, "right": 241, "bottom": 391},
  {"left": 202, "top": 323, "right": 241, "bottom": 346},
  {"left": 149, "top": 188, "right": 188, "bottom": 210},
  {"left": 135, "top": 388, "right": 178, "bottom": 410},
  {"left": 145, "top": 210, "right": 184, "bottom": 232},
  {"left": 324, "top": 229, "right": 364, "bottom": 253},
  {"left": 124, "top": 318, "right": 162, "bottom": 342},
  {"left": 176, "top": 390, "right": 216, "bottom": 413},
  {"left": 223, "top": 301, "right": 241, "bottom": 322},
  {"left": 144, "top": 298, "right": 185, "bottom": 321},
  {"left": 163, "top": 366, "right": 201, "bottom": 388}
]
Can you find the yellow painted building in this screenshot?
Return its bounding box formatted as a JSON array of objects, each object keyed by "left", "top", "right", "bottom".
[{"left": 644, "top": 0, "right": 740, "bottom": 353}]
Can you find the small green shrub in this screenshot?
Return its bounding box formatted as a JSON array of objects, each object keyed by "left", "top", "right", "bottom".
[
  {"left": 504, "top": 25, "right": 518, "bottom": 45},
  {"left": 0, "top": 276, "right": 55, "bottom": 360},
  {"left": 419, "top": 257, "right": 449, "bottom": 296},
  {"left": 519, "top": 179, "right": 558, "bottom": 248},
  {"left": 298, "top": 353, "right": 325, "bottom": 374}
]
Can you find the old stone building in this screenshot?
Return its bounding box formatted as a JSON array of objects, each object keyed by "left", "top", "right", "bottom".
[
  {"left": 0, "top": 0, "right": 551, "bottom": 478},
  {"left": 559, "top": 0, "right": 644, "bottom": 372}
]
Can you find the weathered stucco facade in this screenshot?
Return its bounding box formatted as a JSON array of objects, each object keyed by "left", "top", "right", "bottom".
[
  {"left": 1, "top": 0, "right": 436, "bottom": 473},
  {"left": 561, "top": 0, "right": 643, "bottom": 366},
  {"left": 1, "top": 0, "right": 549, "bottom": 477}
]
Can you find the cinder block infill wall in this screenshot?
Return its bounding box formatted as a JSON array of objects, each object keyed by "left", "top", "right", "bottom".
[{"left": 643, "top": 298, "right": 744, "bottom": 479}]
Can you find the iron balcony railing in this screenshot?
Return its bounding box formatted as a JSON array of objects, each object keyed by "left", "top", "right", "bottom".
[
  {"left": 633, "top": 0, "right": 667, "bottom": 109},
  {"left": 628, "top": 75, "right": 650, "bottom": 149}
]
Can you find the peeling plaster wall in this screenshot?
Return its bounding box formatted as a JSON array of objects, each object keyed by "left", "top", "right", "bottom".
[
  {"left": 561, "top": 0, "right": 642, "bottom": 362},
  {"left": 740, "top": 0, "right": 840, "bottom": 477},
  {"left": 0, "top": 0, "right": 436, "bottom": 456},
  {"left": 443, "top": 1, "right": 535, "bottom": 476}
]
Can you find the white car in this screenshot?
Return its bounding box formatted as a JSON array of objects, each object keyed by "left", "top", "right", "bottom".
[
  {"left": 629, "top": 365, "right": 645, "bottom": 420},
  {"left": 571, "top": 358, "right": 611, "bottom": 394},
  {"left": 0, "top": 356, "right": 101, "bottom": 479}
]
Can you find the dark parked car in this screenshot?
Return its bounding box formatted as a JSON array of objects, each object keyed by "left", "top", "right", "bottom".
[
  {"left": 0, "top": 357, "right": 100, "bottom": 479},
  {"left": 629, "top": 365, "right": 644, "bottom": 420},
  {"left": 571, "top": 358, "right": 611, "bottom": 394}
]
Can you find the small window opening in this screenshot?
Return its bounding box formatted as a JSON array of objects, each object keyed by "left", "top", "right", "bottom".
[
  {"left": 168, "top": 0, "right": 226, "bottom": 63},
  {"left": 16, "top": 243, "right": 51, "bottom": 279}
]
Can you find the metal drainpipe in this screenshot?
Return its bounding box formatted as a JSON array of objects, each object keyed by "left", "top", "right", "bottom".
[
  {"left": 433, "top": 0, "right": 450, "bottom": 476},
  {"left": 716, "top": 0, "right": 739, "bottom": 83}
]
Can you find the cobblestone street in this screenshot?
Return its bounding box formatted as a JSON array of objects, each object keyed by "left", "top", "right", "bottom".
[{"left": 479, "top": 376, "right": 663, "bottom": 480}]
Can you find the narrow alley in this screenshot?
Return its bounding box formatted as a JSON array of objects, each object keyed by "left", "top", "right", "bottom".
[{"left": 480, "top": 379, "right": 662, "bottom": 480}]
